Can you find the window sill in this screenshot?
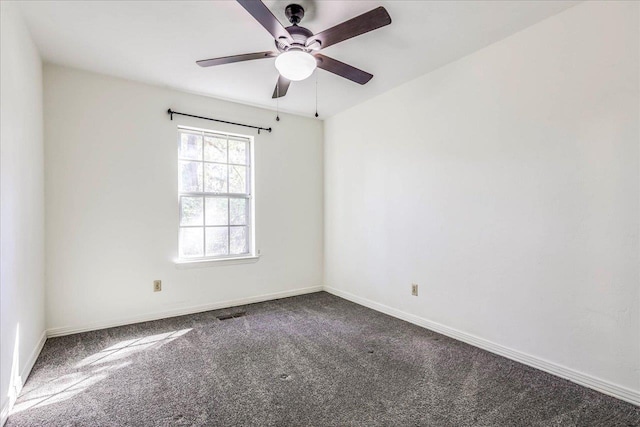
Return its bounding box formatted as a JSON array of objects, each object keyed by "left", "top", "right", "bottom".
[{"left": 174, "top": 255, "right": 260, "bottom": 269}]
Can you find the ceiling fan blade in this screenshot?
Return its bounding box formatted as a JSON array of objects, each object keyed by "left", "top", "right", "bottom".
[
  {"left": 315, "top": 54, "right": 373, "bottom": 85},
  {"left": 307, "top": 6, "right": 391, "bottom": 50},
  {"left": 197, "top": 51, "right": 277, "bottom": 67},
  {"left": 237, "top": 0, "right": 292, "bottom": 43},
  {"left": 272, "top": 75, "right": 291, "bottom": 98}
]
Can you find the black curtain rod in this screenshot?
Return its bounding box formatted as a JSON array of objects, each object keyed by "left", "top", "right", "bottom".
[{"left": 167, "top": 109, "right": 272, "bottom": 134}]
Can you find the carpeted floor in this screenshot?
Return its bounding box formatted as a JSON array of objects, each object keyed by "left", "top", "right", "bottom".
[{"left": 7, "top": 292, "right": 640, "bottom": 426}]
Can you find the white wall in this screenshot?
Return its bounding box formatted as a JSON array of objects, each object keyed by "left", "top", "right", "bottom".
[
  {"left": 44, "top": 65, "right": 323, "bottom": 334},
  {"left": 325, "top": 0, "right": 639, "bottom": 399},
  {"left": 0, "top": 2, "right": 46, "bottom": 423}
]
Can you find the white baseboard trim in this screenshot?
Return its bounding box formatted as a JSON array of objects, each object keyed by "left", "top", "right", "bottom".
[
  {"left": 323, "top": 286, "right": 640, "bottom": 407},
  {"left": 46, "top": 285, "right": 323, "bottom": 338},
  {"left": 1, "top": 330, "right": 47, "bottom": 427},
  {"left": 20, "top": 330, "right": 47, "bottom": 389},
  {"left": 0, "top": 400, "right": 8, "bottom": 427}
]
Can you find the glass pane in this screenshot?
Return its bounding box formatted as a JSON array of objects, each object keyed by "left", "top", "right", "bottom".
[
  {"left": 228, "top": 165, "right": 247, "bottom": 194},
  {"left": 179, "top": 161, "right": 203, "bottom": 192},
  {"left": 179, "top": 228, "right": 203, "bottom": 258},
  {"left": 205, "top": 198, "right": 228, "bottom": 226},
  {"left": 180, "top": 197, "right": 203, "bottom": 226},
  {"left": 229, "top": 198, "right": 247, "bottom": 225},
  {"left": 179, "top": 132, "right": 202, "bottom": 160},
  {"left": 206, "top": 227, "right": 229, "bottom": 256},
  {"left": 205, "top": 163, "right": 227, "bottom": 193},
  {"left": 228, "top": 139, "right": 247, "bottom": 165},
  {"left": 230, "top": 226, "right": 248, "bottom": 255},
  {"left": 204, "top": 135, "right": 227, "bottom": 163}
]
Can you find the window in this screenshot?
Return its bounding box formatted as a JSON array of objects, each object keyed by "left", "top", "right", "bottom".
[{"left": 177, "top": 127, "right": 254, "bottom": 260}]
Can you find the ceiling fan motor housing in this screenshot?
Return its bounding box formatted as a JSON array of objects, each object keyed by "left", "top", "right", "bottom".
[
  {"left": 276, "top": 25, "right": 315, "bottom": 52},
  {"left": 275, "top": 4, "right": 321, "bottom": 53}
]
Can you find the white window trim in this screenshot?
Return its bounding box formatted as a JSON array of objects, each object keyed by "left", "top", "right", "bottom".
[
  {"left": 175, "top": 125, "right": 257, "bottom": 264},
  {"left": 175, "top": 254, "right": 260, "bottom": 269}
]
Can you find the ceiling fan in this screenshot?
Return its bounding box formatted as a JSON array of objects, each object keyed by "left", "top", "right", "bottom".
[{"left": 197, "top": 1, "right": 392, "bottom": 98}]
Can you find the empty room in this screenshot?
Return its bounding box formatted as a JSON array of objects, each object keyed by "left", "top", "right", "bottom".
[{"left": 1, "top": 0, "right": 638, "bottom": 425}]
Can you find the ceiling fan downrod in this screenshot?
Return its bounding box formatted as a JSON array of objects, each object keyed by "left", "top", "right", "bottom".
[{"left": 284, "top": 4, "right": 305, "bottom": 25}]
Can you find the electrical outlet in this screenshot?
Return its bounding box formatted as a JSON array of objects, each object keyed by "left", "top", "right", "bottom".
[
  {"left": 411, "top": 283, "right": 418, "bottom": 296},
  {"left": 153, "top": 280, "right": 162, "bottom": 292}
]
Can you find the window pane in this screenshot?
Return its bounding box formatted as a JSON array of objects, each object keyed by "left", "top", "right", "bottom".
[
  {"left": 205, "top": 198, "right": 228, "bottom": 226},
  {"left": 206, "top": 227, "right": 229, "bottom": 256},
  {"left": 178, "top": 129, "right": 252, "bottom": 260},
  {"left": 179, "top": 133, "right": 202, "bottom": 160},
  {"left": 228, "top": 165, "right": 247, "bottom": 194},
  {"left": 204, "top": 135, "right": 227, "bottom": 163},
  {"left": 205, "top": 163, "right": 227, "bottom": 193},
  {"left": 228, "top": 139, "right": 247, "bottom": 165},
  {"left": 179, "top": 227, "right": 203, "bottom": 258},
  {"left": 230, "top": 226, "right": 248, "bottom": 254},
  {"left": 179, "top": 161, "right": 203, "bottom": 192},
  {"left": 180, "top": 197, "right": 203, "bottom": 226},
  {"left": 229, "top": 198, "right": 247, "bottom": 225}
]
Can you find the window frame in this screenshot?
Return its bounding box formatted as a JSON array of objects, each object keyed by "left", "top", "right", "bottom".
[{"left": 176, "top": 125, "right": 256, "bottom": 262}]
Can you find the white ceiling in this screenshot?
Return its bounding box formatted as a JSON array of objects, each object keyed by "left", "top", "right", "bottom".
[{"left": 18, "top": 0, "right": 578, "bottom": 118}]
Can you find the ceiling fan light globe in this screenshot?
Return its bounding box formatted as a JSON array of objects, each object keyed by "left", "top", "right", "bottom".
[{"left": 275, "top": 51, "right": 316, "bottom": 81}]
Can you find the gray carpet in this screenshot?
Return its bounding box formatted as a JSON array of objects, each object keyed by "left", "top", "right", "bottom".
[{"left": 7, "top": 292, "right": 640, "bottom": 426}]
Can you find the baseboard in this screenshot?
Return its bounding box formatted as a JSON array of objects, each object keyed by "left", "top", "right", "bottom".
[
  {"left": 0, "top": 400, "right": 8, "bottom": 427},
  {"left": 1, "top": 330, "right": 47, "bottom": 427},
  {"left": 47, "top": 285, "right": 323, "bottom": 338},
  {"left": 20, "top": 330, "right": 47, "bottom": 389},
  {"left": 323, "top": 286, "right": 640, "bottom": 407}
]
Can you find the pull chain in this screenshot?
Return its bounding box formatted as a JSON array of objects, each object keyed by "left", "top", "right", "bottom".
[
  {"left": 276, "top": 81, "right": 280, "bottom": 121},
  {"left": 315, "top": 71, "right": 319, "bottom": 118}
]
